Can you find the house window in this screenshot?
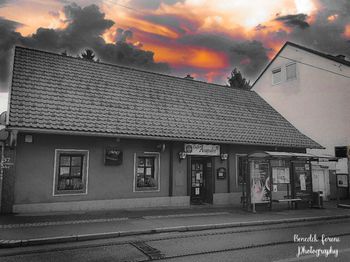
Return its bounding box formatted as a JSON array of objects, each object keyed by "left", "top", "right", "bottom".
[
  {"left": 134, "top": 153, "right": 160, "bottom": 191},
  {"left": 286, "top": 63, "right": 297, "bottom": 81},
  {"left": 53, "top": 150, "right": 89, "bottom": 195},
  {"left": 272, "top": 67, "right": 282, "bottom": 84}
]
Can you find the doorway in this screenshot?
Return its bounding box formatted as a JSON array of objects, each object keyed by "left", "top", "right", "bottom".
[{"left": 190, "top": 157, "right": 213, "bottom": 204}]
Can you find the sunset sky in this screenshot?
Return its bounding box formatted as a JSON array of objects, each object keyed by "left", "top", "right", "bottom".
[{"left": 0, "top": 0, "right": 349, "bottom": 109}]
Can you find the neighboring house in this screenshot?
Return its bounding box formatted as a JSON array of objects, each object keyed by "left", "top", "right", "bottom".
[
  {"left": 252, "top": 42, "right": 350, "bottom": 199},
  {"left": 252, "top": 42, "right": 350, "bottom": 157},
  {"left": 1, "top": 46, "right": 321, "bottom": 213}
]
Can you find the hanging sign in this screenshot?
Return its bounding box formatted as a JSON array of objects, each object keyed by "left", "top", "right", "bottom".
[{"left": 184, "top": 144, "right": 220, "bottom": 156}]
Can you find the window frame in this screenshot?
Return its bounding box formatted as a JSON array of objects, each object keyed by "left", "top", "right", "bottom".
[
  {"left": 272, "top": 67, "right": 282, "bottom": 85},
  {"left": 286, "top": 62, "right": 297, "bottom": 81},
  {"left": 52, "top": 149, "right": 89, "bottom": 196},
  {"left": 133, "top": 152, "right": 160, "bottom": 192}
]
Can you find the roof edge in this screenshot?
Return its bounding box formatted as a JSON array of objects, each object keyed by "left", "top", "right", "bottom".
[
  {"left": 6, "top": 126, "right": 320, "bottom": 149},
  {"left": 251, "top": 41, "right": 350, "bottom": 87}
]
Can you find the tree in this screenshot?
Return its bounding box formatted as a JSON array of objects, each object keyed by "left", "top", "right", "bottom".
[
  {"left": 80, "top": 49, "right": 97, "bottom": 61},
  {"left": 227, "top": 68, "right": 251, "bottom": 90}
]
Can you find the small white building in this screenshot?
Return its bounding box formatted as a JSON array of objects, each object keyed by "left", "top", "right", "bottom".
[{"left": 252, "top": 42, "right": 350, "bottom": 200}]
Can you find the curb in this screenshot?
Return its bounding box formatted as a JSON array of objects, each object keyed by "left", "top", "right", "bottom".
[{"left": 1, "top": 214, "right": 350, "bottom": 248}]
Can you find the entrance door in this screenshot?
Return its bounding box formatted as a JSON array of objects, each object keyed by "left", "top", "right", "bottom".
[
  {"left": 312, "top": 166, "right": 330, "bottom": 201},
  {"left": 190, "top": 158, "right": 213, "bottom": 204}
]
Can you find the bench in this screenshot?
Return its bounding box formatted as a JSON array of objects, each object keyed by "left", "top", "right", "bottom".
[{"left": 272, "top": 198, "right": 302, "bottom": 209}]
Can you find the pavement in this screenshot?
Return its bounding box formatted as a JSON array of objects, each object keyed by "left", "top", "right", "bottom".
[{"left": 1, "top": 200, "right": 350, "bottom": 248}]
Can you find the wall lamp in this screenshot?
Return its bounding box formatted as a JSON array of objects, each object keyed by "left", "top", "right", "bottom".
[
  {"left": 178, "top": 152, "right": 187, "bottom": 161},
  {"left": 220, "top": 153, "right": 228, "bottom": 161}
]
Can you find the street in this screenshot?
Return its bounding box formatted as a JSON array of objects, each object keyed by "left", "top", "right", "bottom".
[{"left": 0, "top": 218, "right": 349, "bottom": 262}]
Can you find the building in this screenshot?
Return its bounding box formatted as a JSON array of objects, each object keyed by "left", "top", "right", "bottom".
[
  {"left": 1, "top": 46, "right": 321, "bottom": 214},
  {"left": 252, "top": 42, "right": 350, "bottom": 199}
]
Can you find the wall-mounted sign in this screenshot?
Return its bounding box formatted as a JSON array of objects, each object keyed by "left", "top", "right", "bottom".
[
  {"left": 105, "top": 147, "right": 123, "bottom": 166},
  {"left": 337, "top": 174, "right": 348, "bottom": 188},
  {"left": 217, "top": 167, "right": 226, "bottom": 179},
  {"left": 184, "top": 144, "right": 220, "bottom": 156}
]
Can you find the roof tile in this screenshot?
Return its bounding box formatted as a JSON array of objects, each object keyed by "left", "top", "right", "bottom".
[{"left": 8, "top": 46, "right": 322, "bottom": 149}]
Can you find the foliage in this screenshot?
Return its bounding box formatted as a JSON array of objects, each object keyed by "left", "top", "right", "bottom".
[
  {"left": 80, "top": 49, "right": 97, "bottom": 61},
  {"left": 227, "top": 68, "right": 251, "bottom": 90}
]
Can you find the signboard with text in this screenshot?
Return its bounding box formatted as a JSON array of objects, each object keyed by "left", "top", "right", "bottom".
[{"left": 184, "top": 144, "right": 220, "bottom": 156}]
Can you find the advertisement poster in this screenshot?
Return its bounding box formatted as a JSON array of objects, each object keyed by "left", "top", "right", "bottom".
[
  {"left": 272, "top": 167, "right": 290, "bottom": 184},
  {"left": 337, "top": 174, "right": 348, "bottom": 188},
  {"left": 250, "top": 161, "right": 271, "bottom": 204}
]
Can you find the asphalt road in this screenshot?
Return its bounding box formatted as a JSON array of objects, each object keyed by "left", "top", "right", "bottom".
[{"left": 1, "top": 218, "right": 350, "bottom": 262}]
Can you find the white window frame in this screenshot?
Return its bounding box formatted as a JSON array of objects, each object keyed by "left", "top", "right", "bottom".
[
  {"left": 133, "top": 152, "right": 161, "bottom": 192},
  {"left": 286, "top": 62, "right": 297, "bottom": 81},
  {"left": 52, "top": 149, "right": 89, "bottom": 196},
  {"left": 272, "top": 67, "right": 282, "bottom": 85},
  {"left": 235, "top": 154, "right": 247, "bottom": 187}
]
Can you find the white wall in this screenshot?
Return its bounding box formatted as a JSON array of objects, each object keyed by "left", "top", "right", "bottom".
[
  {"left": 253, "top": 45, "right": 350, "bottom": 155},
  {"left": 0, "top": 93, "right": 8, "bottom": 113}
]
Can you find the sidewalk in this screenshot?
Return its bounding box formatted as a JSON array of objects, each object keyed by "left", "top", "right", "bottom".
[{"left": 1, "top": 201, "right": 350, "bottom": 248}]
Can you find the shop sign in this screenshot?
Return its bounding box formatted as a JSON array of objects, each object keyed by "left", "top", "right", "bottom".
[
  {"left": 105, "top": 147, "right": 123, "bottom": 166},
  {"left": 184, "top": 144, "right": 220, "bottom": 156}
]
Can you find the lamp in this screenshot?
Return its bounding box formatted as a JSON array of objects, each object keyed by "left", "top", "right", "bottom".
[
  {"left": 220, "top": 153, "right": 228, "bottom": 161},
  {"left": 178, "top": 152, "right": 187, "bottom": 161}
]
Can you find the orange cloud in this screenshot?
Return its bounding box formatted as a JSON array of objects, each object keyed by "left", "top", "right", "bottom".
[
  {"left": 142, "top": 41, "right": 229, "bottom": 70},
  {"left": 344, "top": 24, "right": 350, "bottom": 39}
]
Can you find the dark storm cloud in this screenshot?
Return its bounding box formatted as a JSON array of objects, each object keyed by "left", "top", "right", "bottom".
[
  {"left": 0, "top": 0, "right": 8, "bottom": 5},
  {"left": 0, "top": 18, "right": 22, "bottom": 88},
  {"left": 178, "top": 33, "right": 269, "bottom": 80},
  {"left": 0, "top": 3, "right": 170, "bottom": 92},
  {"left": 129, "top": 0, "right": 184, "bottom": 10},
  {"left": 115, "top": 28, "right": 133, "bottom": 43},
  {"left": 275, "top": 14, "right": 309, "bottom": 29},
  {"left": 279, "top": 1, "right": 350, "bottom": 59}
]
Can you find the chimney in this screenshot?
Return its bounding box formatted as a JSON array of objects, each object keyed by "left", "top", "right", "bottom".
[{"left": 184, "top": 74, "right": 194, "bottom": 80}]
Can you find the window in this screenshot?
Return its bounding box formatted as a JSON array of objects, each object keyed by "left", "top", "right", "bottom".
[
  {"left": 272, "top": 67, "right": 282, "bottom": 84},
  {"left": 286, "top": 63, "right": 297, "bottom": 81},
  {"left": 53, "top": 150, "right": 89, "bottom": 195},
  {"left": 134, "top": 153, "right": 160, "bottom": 192}
]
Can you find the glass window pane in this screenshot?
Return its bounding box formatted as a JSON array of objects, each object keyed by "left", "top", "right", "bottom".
[
  {"left": 71, "top": 156, "right": 82, "bottom": 166},
  {"left": 286, "top": 63, "right": 296, "bottom": 80},
  {"left": 138, "top": 158, "right": 145, "bottom": 166},
  {"left": 272, "top": 68, "right": 282, "bottom": 84},
  {"left": 59, "top": 167, "right": 70, "bottom": 176},
  {"left": 60, "top": 156, "right": 70, "bottom": 166},
  {"left": 71, "top": 167, "right": 81, "bottom": 177}
]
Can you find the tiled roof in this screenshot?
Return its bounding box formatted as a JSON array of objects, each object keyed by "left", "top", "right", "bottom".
[{"left": 8, "top": 46, "right": 322, "bottom": 148}]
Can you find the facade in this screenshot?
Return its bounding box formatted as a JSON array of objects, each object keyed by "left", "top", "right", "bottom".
[
  {"left": 252, "top": 42, "right": 350, "bottom": 158},
  {"left": 252, "top": 41, "right": 350, "bottom": 200},
  {"left": 1, "top": 46, "right": 321, "bottom": 214}
]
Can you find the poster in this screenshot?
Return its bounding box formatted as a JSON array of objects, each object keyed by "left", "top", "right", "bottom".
[
  {"left": 337, "top": 174, "right": 348, "bottom": 188},
  {"left": 300, "top": 174, "right": 306, "bottom": 191},
  {"left": 272, "top": 167, "right": 290, "bottom": 184},
  {"left": 250, "top": 161, "right": 271, "bottom": 204}
]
